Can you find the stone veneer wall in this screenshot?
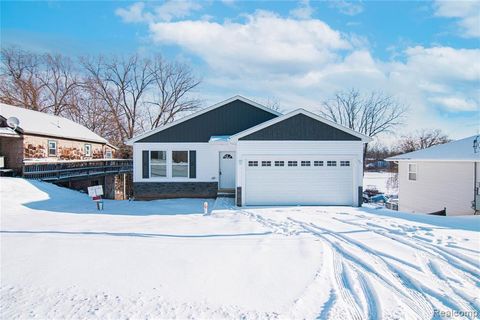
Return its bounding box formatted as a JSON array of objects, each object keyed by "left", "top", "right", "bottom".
[
  {"left": 133, "top": 182, "right": 218, "bottom": 200},
  {"left": 23, "top": 135, "right": 115, "bottom": 160}
]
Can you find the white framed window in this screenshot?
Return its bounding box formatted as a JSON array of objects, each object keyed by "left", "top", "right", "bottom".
[
  {"left": 327, "top": 161, "right": 337, "bottom": 167},
  {"left": 151, "top": 151, "right": 167, "bottom": 177},
  {"left": 222, "top": 154, "right": 233, "bottom": 159},
  {"left": 274, "top": 161, "right": 284, "bottom": 167},
  {"left": 288, "top": 161, "right": 298, "bottom": 167},
  {"left": 301, "top": 161, "right": 311, "bottom": 167},
  {"left": 84, "top": 144, "right": 92, "bottom": 157},
  {"left": 408, "top": 163, "right": 417, "bottom": 181},
  {"left": 314, "top": 161, "right": 323, "bottom": 166},
  {"left": 172, "top": 151, "right": 189, "bottom": 177},
  {"left": 248, "top": 161, "right": 258, "bottom": 167},
  {"left": 340, "top": 161, "right": 350, "bottom": 167},
  {"left": 48, "top": 140, "right": 57, "bottom": 156},
  {"left": 261, "top": 161, "right": 271, "bottom": 167},
  {"left": 105, "top": 150, "right": 113, "bottom": 159}
]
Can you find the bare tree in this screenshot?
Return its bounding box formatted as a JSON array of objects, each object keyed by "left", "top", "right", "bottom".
[
  {"left": 65, "top": 79, "right": 116, "bottom": 141},
  {"left": 397, "top": 129, "right": 451, "bottom": 153},
  {"left": 264, "top": 97, "right": 282, "bottom": 112},
  {"left": 1, "top": 47, "right": 45, "bottom": 109},
  {"left": 1, "top": 47, "right": 201, "bottom": 151},
  {"left": 146, "top": 57, "right": 201, "bottom": 129},
  {"left": 82, "top": 54, "right": 156, "bottom": 143},
  {"left": 320, "top": 88, "right": 408, "bottom": 165},
  {"left": 0, "top": 47, "right": 79, "bottom": 115},
  {"left": 83, "top": 54, "right": 201, "bottom": 145}
]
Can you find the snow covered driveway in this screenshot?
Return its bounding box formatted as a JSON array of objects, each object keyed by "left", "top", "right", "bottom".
[{"left": 1, "top": 178, "right": 479, "bottom": 319}]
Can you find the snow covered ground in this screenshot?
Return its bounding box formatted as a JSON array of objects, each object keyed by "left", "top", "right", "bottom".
[
  {"left": 363, "top": 171, "right": 397, "bottom": 194},
  {"left": 1, "top": 177, "right": 479, "bottom": 319}
]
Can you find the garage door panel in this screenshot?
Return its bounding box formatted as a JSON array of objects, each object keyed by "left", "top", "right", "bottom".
[{"left": 245, "top": 159, "right": 354, "bottom": 206}]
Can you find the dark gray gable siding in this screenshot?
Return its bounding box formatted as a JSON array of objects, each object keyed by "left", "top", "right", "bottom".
[
  {"left": 239, "top": 113, "right": 361, "bottom": 141},
  {"left": 189, "top": 150, "right": 196, "bottom": 178},
  {"left": 138, "top": 99, "right": 278, "bottom": 143},
  {"left": 142, "top": 150, "right": 149, "bottom": 178}
]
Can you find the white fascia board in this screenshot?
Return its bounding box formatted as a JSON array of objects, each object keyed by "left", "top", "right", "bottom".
[
  {"left": 125, "top": 95, "right": 281, "bottom": 145},
  {"left": 230, "top": 108, "right": 372, "bottom": 142}
]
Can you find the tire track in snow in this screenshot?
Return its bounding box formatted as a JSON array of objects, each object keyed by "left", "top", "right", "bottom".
[
  {"left": 316, "top": 289, "right": 337, "bottom": 320},
  {"left": 357, "top": 272, "right": 381, "bottom": 320},
  {"left": 236, "top": 208, "right": 476, "bottom": 319},
  {"left": 238, "top": 207, "right": 430, "bottom": 319},
  {"left": 287, "top": 218, "right": 434, "bottom": 319},
  {"left": 332, "top": 249, "right": 363, "bottom": 320},
  {"left": 341, "top": 219, "right": 480, "bottom": 286},
  {"left": 332, "top": 217, "right": 480, "bottom": 318}
]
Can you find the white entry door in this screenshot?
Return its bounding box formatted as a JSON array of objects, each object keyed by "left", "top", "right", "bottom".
[{"left": 219, "top": 152, "right": 235, "bottom": 189}]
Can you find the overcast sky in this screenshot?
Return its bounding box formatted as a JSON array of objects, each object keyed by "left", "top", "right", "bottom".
[{"left": 2, "top": 0, "right": 479, "bottom": 142}]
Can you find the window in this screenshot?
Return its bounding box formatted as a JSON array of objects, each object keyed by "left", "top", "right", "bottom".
[
  {"left": 172, "top": 151, "right": 189, "bottom": 177},
  {"left": 261, "top": 161, "right": 271, "bottom": 167},
  {"left": 408, "top": 163, "right": 417, "bottom": 181},
  {"left": 327, "top": 161, "right": 337, "bottom": 167},
  {"left": 314, "top": 161, "right": 324, "bottom": 167},
  {"left": 301, "top": 161, "right": 311, "bottom": 167},
  {"left": 274, "top": 161, "right": 284, "bottom": 167},
  {"left": 222, "top": 154, "right": 233, "bottom": 159},
  {"left": 84, "top": 144, "right": 92, "bottom": 157},
  {"left": 105, "top": 150, "right": 113, "bottom": 159},
  {"left": 48, "top": 140, "right": 57, "bottom": 156},
  {"left": 288, "top": 161, "right": 298, "bottom": 167},
  {"left": 151, "top": 151, "right": 167, "bottom": 177},
  {"left": 248, "top": 161, "right": 258, "bottom": 167},
  {"left": 340, "top": 161, "right": 350, "bottom": 167}
]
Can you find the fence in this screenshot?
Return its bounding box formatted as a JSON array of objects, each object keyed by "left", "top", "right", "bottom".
[{"left": 23, "top": 159, "right": 133, "bottom": 181}]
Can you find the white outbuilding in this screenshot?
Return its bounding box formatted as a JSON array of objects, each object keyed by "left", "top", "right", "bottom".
[{"left": 387, "top": 136, "right": 480, "bottom": 216}]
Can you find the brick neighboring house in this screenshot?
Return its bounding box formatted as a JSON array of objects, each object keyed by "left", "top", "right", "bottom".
[{"left": 0, "top": 103, "right": 131, "bottom": 199}]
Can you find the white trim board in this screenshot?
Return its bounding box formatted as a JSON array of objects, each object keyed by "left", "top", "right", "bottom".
[
  {"left": 126, "top": 95, "right": 281, "bottom": 145},
  {"left": 230, "top": 108, "right": 372, "bottom": 142}
]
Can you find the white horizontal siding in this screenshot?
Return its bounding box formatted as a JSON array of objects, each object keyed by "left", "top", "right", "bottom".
[
  {"left": 398, "top": 161, "right": 476, "bottom": 216},
  {"left": 133, "top": 142, "right": 235, "bottom": 183}
]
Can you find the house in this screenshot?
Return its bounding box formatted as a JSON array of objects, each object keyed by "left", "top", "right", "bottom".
[
  {"left": 386, "top": 136, "right": 480, "bottom": 216},
  {"left": 0, "top": 103, "right": 131, "bottom": 199},
  {"left": 127, "top": 96, "right": 371, "bottom": 206}
]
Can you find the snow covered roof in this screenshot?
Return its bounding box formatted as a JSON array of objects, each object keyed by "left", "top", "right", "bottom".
[
  {"left": 386, "top": 135, "right": 480, "bottom": 162},
  {"left": 209, "top": 135, "right": 231, "bottom": 143},
  {"left": 0, "top": 103, "right": 108, "bottom": 144},
  {"left": 0, "top": 127, "right": 21, "bottom": 138}
]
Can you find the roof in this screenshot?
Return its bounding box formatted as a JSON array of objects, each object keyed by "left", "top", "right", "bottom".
[
  {"left": 208, "top": 135, "right": 231, "bottom": 143},
  {"left": 386, "top": 135, "right": 480, "bottom": 162},
  {"left": 230, "top": 109, "right": 372, "bottom": 142},
  {"left": 126, "top": 95, "right": 281, "bottom": 145},
  {"left": 0, "top": 103, "right": 109, "bottom": 144},
  {"left": 0, "top": 127, "right": 21, "bottom": 138}
]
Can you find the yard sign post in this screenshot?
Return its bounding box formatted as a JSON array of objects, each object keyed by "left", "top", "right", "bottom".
[{"left": 88, "top": 185, "right": 104, "bottom": 210}]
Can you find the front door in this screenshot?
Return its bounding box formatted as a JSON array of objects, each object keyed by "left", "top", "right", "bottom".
[{"left": 219, "top": 152, "right": 235, "bottom": 189}]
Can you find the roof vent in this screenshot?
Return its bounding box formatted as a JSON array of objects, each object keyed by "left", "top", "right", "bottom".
[{"left": 6, "top": 116, "right": 20, "bottom": 130}]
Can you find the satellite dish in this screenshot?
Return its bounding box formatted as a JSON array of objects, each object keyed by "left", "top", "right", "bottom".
[{"left": 6, "top": 117, "right": 20, "bottom": 130}]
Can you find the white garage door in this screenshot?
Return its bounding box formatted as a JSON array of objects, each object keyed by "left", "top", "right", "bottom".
[{"left": 245, "top": 158, "right": 354, "bottom": 206}]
